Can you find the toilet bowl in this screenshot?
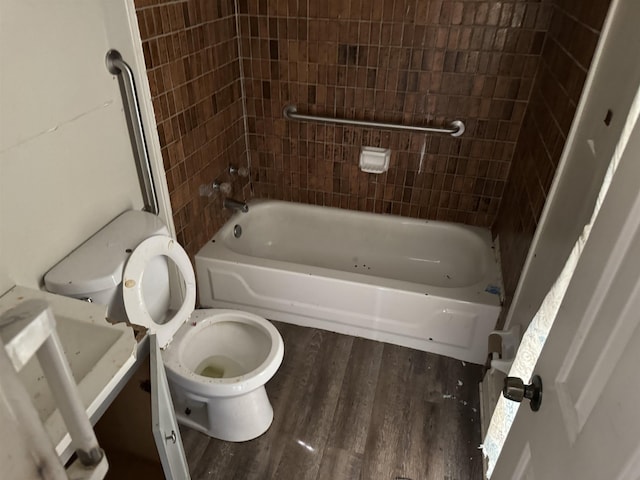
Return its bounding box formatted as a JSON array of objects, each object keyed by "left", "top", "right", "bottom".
[
  {"left": 162, "top": 310, "right": 283, "bottom": 441},
  {"left": 45, "top": 211, "right": 284, "bottom": 442},
  {"left": 122, "top": 234, "right": 284, "bottom": 441}
]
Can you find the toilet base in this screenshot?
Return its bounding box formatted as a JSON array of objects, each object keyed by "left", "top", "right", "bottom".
[{"left": 171, "top": 384, "right": 275, "bottom": 442}]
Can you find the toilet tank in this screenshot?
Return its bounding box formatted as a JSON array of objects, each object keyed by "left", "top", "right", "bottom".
[{"left": 44, "top": 210, "right": 171, "bottom": 324}]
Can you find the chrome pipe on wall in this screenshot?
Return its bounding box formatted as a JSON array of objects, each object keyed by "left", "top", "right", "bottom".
[
  {"left": 106, "top": 49, "right": 159, "bottom": 216},
  {"left": 283, "top": 104, "right": 465, "bottom": 137}
]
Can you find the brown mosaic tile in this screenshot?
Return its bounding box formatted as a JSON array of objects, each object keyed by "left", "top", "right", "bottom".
[
  {"left": 134, "top": 0, "right": 249, "bottom": 258},
  {"left": 134, "top": 0, "right": 610, "bottom": 294},
  {"left": 240, "top": 0, "right": 557, "bottom": 226}
]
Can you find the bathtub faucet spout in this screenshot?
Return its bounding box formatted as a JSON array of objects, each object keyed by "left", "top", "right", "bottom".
[{"left": 223, "top": 198, "right": 249, "bottom": 213}]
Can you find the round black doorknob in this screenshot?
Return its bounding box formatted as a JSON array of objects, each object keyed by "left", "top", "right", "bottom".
[{"left": 503, "top": 375, "right": 543, "bottom": 411}]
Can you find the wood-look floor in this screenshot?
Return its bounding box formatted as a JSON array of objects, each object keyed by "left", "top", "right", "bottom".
[{"left": 182, "top": 322, "right": 484, "bottom": 480}]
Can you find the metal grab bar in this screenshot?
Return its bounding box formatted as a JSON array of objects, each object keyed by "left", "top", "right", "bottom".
[
  {"left": 283, "top": 104, "right": 465, "bottom": 137},
  {"left": 106, "top": 49, "right": 159, "bottom": 216}
]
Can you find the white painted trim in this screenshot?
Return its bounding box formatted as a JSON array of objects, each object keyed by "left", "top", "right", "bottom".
[
  {"left": 504, "top": 0, "right": 620, "bottom": 329},
  {"left": 113, "top": 0, "right": 186, "bottom": 306},
  {"left": 618, "top": 444, "right": 640, "bottom": 480},
  {"left": 512, "top": 443, "right": 534, "bottom": 480},
  {"left": 121, "top": 0, "right": 175, "bottom": 234}
]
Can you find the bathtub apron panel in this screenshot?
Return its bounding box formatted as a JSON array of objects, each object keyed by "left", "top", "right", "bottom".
[{"left": 196, "top": 200, "right": 502, "bottom": 364}]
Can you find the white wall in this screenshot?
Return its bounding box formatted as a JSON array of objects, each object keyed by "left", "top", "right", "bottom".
[{"left": 0, "top": 0, "right": 172, "bottom": 295}]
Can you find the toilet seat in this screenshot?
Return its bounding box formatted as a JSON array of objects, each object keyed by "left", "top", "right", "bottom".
[{"left": 122, "top": 235, "right": 196, "bottom": 349}]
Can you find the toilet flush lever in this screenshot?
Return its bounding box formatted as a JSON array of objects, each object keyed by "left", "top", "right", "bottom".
[{"left": 165, "top": 430, "right": 177, "bottom": 444}]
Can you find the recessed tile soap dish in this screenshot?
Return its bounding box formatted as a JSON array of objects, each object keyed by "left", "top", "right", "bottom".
[{"left": 359, "top": 146, "right": 390, "bottom": 174}]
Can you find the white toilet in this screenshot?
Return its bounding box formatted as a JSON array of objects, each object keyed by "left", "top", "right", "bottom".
[{"left": 44, "top": 210, "right": 284, "bottom": 442}]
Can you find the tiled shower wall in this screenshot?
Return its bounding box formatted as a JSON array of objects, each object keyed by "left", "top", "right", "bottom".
[
  {"left": 134, "top": 0, "right": 249, "bottom": 257},
  {"left": 240, "top": 0, "right": 552, "bottom": 225},
  {"left": 134, "top": 0, "right": 609, "bottom": 301},
  {"left": 492, "top": 0, "right": 610, "bottom": 315}
]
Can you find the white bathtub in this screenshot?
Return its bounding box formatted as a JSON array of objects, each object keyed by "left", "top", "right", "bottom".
[{"left": 195, "top": 200, "right": 502, "bottom": 364}]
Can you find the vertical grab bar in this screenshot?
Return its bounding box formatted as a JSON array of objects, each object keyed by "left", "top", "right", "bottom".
[{"left": 106, "top": 49, "right": 159, "bottom": 216}]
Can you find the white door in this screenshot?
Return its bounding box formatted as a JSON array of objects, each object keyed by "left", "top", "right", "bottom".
[
  {"left": 491, "top": 91, "right": 640, "bottom": 478},
  {"left": 150, "top": 334, "right": 191, "bottom": 480}
]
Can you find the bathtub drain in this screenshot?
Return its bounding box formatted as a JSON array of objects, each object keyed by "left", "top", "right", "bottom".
[{"left": 234, "top": 224, "right": 242, "bottom": 238}]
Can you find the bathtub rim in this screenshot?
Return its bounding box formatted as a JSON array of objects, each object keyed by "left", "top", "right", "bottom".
[{"left": 203, "top": 199, "right": 502, "bottom": 308}]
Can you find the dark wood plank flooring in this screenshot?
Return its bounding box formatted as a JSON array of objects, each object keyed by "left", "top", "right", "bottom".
[{"left": 182, "top": 322, "right": 484, "bottom": 480}]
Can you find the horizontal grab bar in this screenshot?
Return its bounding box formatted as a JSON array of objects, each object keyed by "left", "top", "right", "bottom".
[{"left": 283, "top": 105, "right": 465, "bottom": 137}]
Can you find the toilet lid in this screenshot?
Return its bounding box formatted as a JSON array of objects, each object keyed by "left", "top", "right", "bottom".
[{"left": 122, "top": 235, "right": 196, "bottom": 349}]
